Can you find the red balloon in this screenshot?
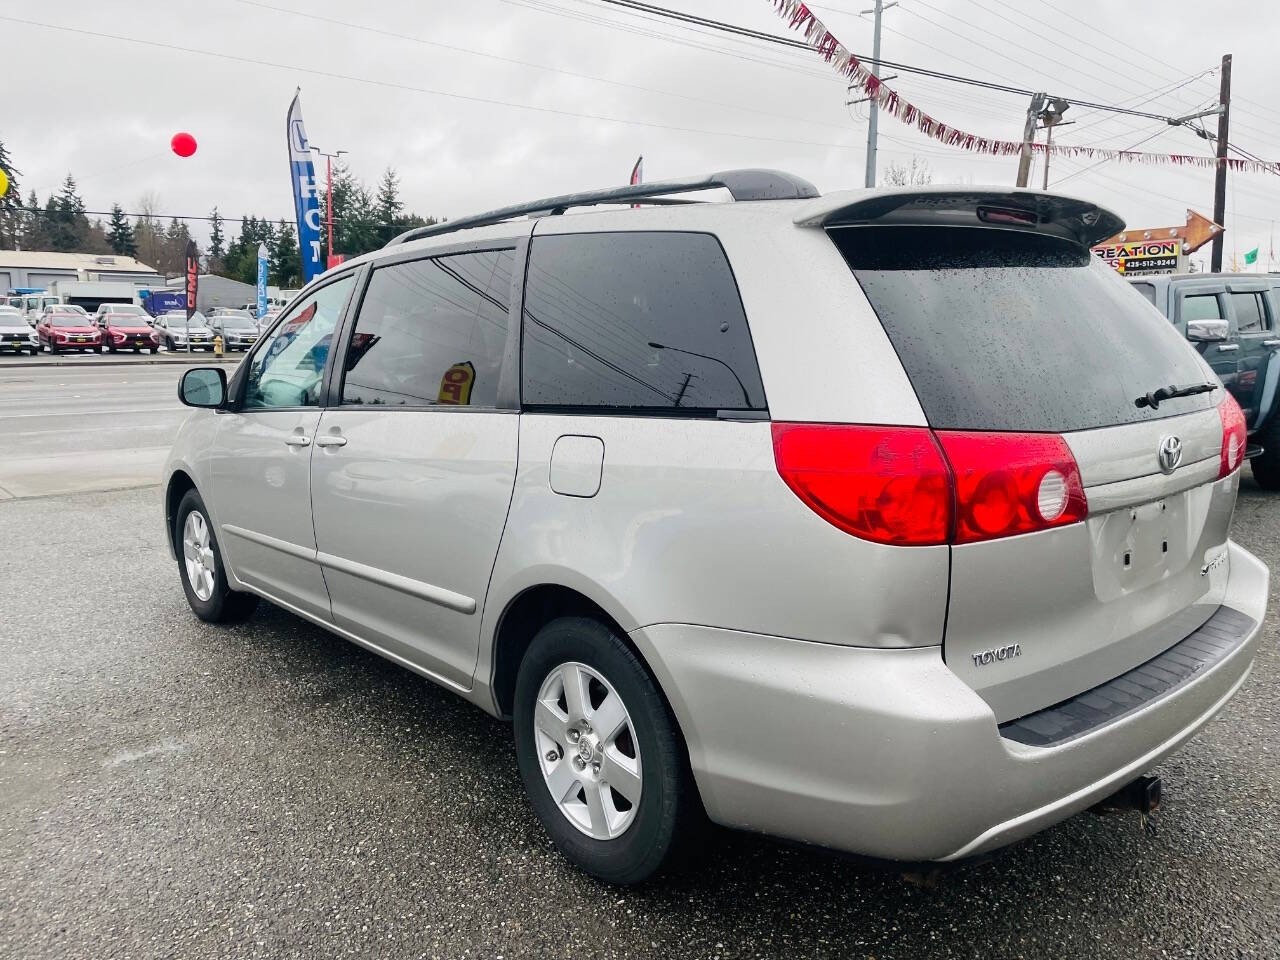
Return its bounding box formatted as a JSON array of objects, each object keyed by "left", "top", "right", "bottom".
[{"left": 171, "top": 132, "right": 197, "bottom": 158}]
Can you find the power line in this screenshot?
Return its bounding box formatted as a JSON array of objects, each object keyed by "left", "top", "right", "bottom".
[
  {"left": 232, "top": 0, "right": 858, "bottom": 134},
  {"left": 12, "top": 206, "right": 302, "bottom": 224},
  {"left": 576, "top": 0, "right": 1207, "bottom": 122},
  {"left": 0, "top": 13, "right": 863, "bottom": 153}
]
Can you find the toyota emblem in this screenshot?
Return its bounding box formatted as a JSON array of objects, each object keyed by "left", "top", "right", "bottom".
[{"left": 1157, "top": 435, "right": 1183, "bottom": 474}]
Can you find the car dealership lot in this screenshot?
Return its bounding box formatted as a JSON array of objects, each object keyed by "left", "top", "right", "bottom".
[{"left": 0, "top": 366, "right": 1278, "bottom": 959}]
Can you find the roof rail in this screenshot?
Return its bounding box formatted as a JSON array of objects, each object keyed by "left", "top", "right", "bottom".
[{"left": 385, "top": 168, "right": 820, "bottom": 247}]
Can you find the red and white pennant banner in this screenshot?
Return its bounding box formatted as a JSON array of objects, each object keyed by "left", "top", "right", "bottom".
[{"left": 768, "top": 1, "right": 1280, "bottom": 175}]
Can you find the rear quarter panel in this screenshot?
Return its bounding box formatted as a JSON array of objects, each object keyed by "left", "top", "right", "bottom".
[{"left": 479, "top": 414, "right": 950, "bottom": 659}]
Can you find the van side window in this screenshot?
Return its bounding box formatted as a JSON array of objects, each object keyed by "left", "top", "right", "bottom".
[
  {"left": 521, "top": 232, "right": 766, "bottom": 413},
  {"left": 1182, "top": 293, "right": 1224, "bottom": 323},
  {"left": 340, "top": 250, "right": 513, "bottom": 408},
  {"left": 1230, "top": 291, "right": 1268, "bottom": 333}
]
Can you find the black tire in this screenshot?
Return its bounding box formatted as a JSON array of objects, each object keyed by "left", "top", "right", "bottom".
[
  {"left": 174, "top": 489, "right": 259, "bottom": 624},
  {"left": 513, "top": 616, "right": 700, "bottom": 885},
  {"left": 1250, "top": 416, "right": 1280, "bottom": 489},
  {"left": 48, "top": 342, "right": 58, "bottom": 355},
  {"left": 148, "top": 347, "right": 158, "bottom": 355}
]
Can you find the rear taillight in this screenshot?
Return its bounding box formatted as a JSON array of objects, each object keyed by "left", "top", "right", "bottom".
[
  {"left": 772, "top": 423, "right": 1088, "bottom": 546},
  {"left": 771, "top": 424, "right": 951, "bottom": 545},
  {"left": 935, "top": 432, "right": 1087, "bottom": 544},
  {"left": 1218, "top": 393, "right": 1246, "bottom": 478}
]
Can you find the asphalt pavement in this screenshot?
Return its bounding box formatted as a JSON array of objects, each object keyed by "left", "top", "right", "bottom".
[
  {"left": 0, "top": 359, "right": 220, "bottom": 499},
  {"left": 0, "top": 366, "right": 1278, "bottom": 959}
]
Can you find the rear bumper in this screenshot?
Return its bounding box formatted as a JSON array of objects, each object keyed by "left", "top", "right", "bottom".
[{"left": 632, "top": 539, "right": 1268, "bottom": 862}]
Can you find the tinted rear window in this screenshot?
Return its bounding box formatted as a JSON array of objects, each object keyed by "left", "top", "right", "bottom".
[
  {"left": 521, "top": 232, "right": 766, "bottom": 413},
  {"left": 1231, "top": 291, "right": 1267, "bottom": 333},
  {"left": 832, "top": 226, "right": 1218, "bottom": 433}
]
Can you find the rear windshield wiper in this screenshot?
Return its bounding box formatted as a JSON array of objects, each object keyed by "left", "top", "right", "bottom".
[{"left": 1134, "top": 381, "right": 1217, "bottom": 409}]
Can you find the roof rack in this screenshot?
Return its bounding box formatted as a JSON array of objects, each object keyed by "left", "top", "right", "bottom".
[{"left": 385, "top": 168, "right": 820, "bottom": 247}]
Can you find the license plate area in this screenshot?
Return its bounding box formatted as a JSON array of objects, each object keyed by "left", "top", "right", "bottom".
[{"left": 1090, "top": 492, "right": 1196, "bottom": 601}]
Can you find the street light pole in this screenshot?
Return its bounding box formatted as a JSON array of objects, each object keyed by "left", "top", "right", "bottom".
[
  {"left": 648, "top": 341, "right": 751, "bottom": 406},
  {"left": 310, "top": 146, "right": 347, "bottom": 268}
]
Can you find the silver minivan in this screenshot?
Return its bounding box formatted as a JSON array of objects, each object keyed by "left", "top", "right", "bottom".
[{"left": 163, "top": 171, "right": 1269, "bottom": 884}]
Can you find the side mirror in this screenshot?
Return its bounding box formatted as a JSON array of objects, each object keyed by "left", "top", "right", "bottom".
[
  {"left": 1186, "top": 318, "right": 1229, "bottom": 342},
  {"left": 178, "top": 367, "right": 227, "bottom": 408}
]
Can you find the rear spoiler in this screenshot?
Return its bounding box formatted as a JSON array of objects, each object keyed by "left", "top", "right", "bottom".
[{"left": 792, "top": 187, "right": 1125, "bottom": 248}]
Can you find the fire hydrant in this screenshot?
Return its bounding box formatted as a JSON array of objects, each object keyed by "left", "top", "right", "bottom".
[{"left": 213, "top": 334, "right": 224, "bottom": 357}]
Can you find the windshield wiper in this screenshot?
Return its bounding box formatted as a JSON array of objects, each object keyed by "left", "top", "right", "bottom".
[{"left": 1134, "top": 381, "right": 1217, "bottom": 410}]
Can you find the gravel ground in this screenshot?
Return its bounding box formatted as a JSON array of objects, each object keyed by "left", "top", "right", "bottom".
[{"left": 0, "top": 481, "right": 1277, "bottom": 959}]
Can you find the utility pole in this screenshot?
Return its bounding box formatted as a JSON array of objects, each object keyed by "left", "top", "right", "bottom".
[
  {"left": 310, "top": 146, "right": 347, "bottom": 269},
  {"left": 862, "top": 0, "right": 897, "bottom": 188},
  {"left": 1015, "top": 92, "right": 1047, "bottom": 188},
  {"left": 1211, "top": 54, "right": 1232, "bottom": 273},
  {"left": 1038, "top": 99, "right": 1071, "bottom": 189},
  {"left": 673, "top": 372, "right": 692, "bottom": 408}
]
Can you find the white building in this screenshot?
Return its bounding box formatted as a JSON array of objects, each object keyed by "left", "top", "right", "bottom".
[{"left": 0, "top": 251, "right": 163, "bottom": 292}]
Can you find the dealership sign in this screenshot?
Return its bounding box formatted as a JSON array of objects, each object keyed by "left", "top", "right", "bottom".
[
  {"left": 1090, "top": 209, "right": 1222, "bottom": 276},
  {"left": 1092, "top": 239, "right": 1182, "bottom": 276}
]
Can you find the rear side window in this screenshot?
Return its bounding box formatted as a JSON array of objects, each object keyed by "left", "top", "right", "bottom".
[
  {"left": 1230, "top": 291, "right": 1268, "bottom": 332},
  {"left": 341, "top": 250, "right": 513, "bottom": 408},
  {"left": 521, "top": 232, "right": 766, "bottom": 413},
  {"left": 832, "top": 226, "right": 1218, "bottom": 433},
  {"left": 1182, "top": 293, "right": 1224, "bottom": 322}
]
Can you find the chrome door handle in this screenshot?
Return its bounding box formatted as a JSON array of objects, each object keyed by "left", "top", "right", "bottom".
[
  {"left": 315, "top": 435, "right": 347, "bottom": 447},
  {"left": 1264, "top": 339, "right": 1280, "bottom": 347},
  {"left": 1216, "top": 344, "right": 1239, "bottom": 352},
  {"left": 284, "top": 434, "right": 312, "bottom": 446}
]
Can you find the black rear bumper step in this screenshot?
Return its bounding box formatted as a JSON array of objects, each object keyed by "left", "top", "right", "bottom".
[{"left": 999, "top": 605, "right": 1256, "bottom": 748}]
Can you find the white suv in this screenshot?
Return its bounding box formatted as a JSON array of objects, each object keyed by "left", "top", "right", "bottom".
[{"left": 163, "top": 170, "right": 1269, "bottom": 884}]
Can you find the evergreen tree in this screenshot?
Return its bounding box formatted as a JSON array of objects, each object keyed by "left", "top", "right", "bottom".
[
  {"left": 375, "top": 167, "right": 402, "bottom": 244},
  {"left": 49, "top": 175, "right": 89, "bottom": 251},
  {"left": 208, "top": 207, "right": 225, "bottom": 262},
  {"left": 270, "top": 220, "right": 302, "bottom": 288},
  {"left": 23, "top": 189, "right": 50, "bottom": 250},
  {"left": 0, "top": 140, "right": 21, "bottom": 249},
  {"left": 105, "top": 204, "right": 138, "bottom": 256}
]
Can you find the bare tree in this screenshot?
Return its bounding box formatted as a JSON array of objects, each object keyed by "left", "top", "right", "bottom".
[
  {"left": 882, "top": 157, "right": 933, "bottom": 186},
  {"left": 133, "top": 192, "right": 162, "bottom": 269}
]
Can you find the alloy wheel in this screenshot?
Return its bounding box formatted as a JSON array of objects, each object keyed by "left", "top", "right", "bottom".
[
  {"left": 182, "top": 510, "right": 216, "bottom": 602},
  {"left": 533, "top": 661, "right": 643, "bottom": 840}
]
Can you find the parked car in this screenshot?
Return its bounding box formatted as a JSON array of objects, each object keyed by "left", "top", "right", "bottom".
[
  {"left": 1131, "top": 272, "right": 1280, "bottom": 488},
  {"left": 22, "top": 294, "right": 59, "bottom": 326},
  {"left": 96, "top": 306, "right": 160, "bottom": 354},
  {"left": 93, "top": 303, "right": 154, "bottom": 326},
  {"left": 154, "top": 311, "right": 214, "bottom": 351},
  {"left": 162, "top": 173, "right": 1268, "bottom": 885},
  {"left": 207, "top": 309, "right": 262, "bottom": 351},
  {"left": 0, "top": 306, "right": 38, "bottom": 354},
  {"left": 37, "top": 306, "right": 102, "bottom": 353}
]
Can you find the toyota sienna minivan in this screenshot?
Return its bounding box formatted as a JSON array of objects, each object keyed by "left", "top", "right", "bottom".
[{"left": 163, "top": 171, "right": 1269, "bottom": 885}]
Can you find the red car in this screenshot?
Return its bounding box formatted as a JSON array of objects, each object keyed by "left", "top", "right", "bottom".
[
  {"left": 36, "top": 307, "right": 102, "bottom": 354},
  {"left": 97, "top": 311, "right": 160, "bottom": 354}
]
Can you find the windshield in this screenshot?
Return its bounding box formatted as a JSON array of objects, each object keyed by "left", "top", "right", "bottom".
[
  {"left": 49, "top": 313, "right": 91, "bottom": 326},
  {"left": 217, "top": 314, "right": 257, "bottom": 328},
  {"left": 104, "top": 305, "right": 145, "bottom": 316},
  {"left": 832, "top": 226, "right": 1219, "bottom": 433},
  {"left": 0, "top": 311, "right": 27, "bottom": 328}
]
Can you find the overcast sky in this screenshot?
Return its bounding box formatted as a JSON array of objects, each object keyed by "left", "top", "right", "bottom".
[{"left": 4, "top": 0, "right": 1279, "bottom": 268}]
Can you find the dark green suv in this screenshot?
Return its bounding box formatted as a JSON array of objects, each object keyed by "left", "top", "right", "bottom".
[{"left": 1131, "top": 272, "right": 1280, "bottom": 488}]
